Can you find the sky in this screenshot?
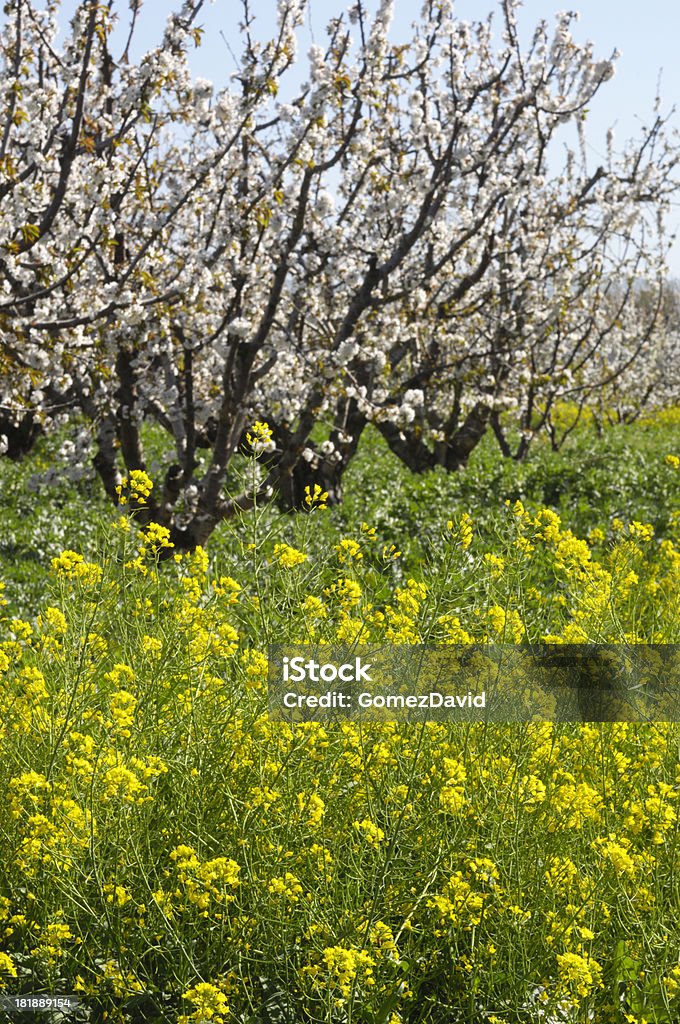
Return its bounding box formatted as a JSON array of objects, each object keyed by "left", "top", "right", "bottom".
[{"left": 51, "top": 1, "right": 680, "bottom": 275}]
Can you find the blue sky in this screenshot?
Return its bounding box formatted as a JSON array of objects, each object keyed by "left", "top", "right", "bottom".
[{"left": 56, "top": 1, "right": 680, "bottom": 273}]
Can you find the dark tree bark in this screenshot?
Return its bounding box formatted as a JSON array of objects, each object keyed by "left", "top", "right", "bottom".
[
  {"left": 271, "top": 400, "right": 369, "bottom": 511},
  {"left": 0, "top": 410, "right": 42, "bottom": 460}
]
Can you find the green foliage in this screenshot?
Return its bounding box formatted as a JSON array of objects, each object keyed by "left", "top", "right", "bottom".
[
  {"left": 0, "top": 412, "right": 678, "bottom": 1022},
  {"left": 1, "top": 414, "right": 679, "bottom": 613},
  {"left": 0, "top": 434, "right": 108, "bottom": 615},
  {"left": 0, "top": 485, "right": 679, "bottom": 1020},
  {"left": 335, "top": 418, "right": 680, "bottom": 572}
]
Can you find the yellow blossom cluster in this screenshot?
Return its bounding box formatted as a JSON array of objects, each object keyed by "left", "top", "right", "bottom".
[
  {"left": 50, "top": 550, "right": 103, "bottom": 585},
  {"left": 115, "top": 469, "right": 154, "bottom": 506}
]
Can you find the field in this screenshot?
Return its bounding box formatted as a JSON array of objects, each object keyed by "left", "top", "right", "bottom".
[{"left": 1, "top": 415, "right": 679, "bottom": 1024}]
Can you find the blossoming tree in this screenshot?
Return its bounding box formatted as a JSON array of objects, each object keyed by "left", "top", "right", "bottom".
[{"left": 0, "top": 0, "right": 677, "bottom": 544}]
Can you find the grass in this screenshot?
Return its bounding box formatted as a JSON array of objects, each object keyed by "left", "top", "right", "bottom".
[{"left": 1, "top": 412, "right": 679, "bottom": 611}]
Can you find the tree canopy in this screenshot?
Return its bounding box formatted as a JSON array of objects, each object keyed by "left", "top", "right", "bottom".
[{"left": 1, "top": 0, "right": 677, "bottom": 545}]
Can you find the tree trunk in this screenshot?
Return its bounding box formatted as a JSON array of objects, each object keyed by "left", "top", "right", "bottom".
[
  {"left": 0, "top": 410, "right": 42, "bottom": 459},
  {"left": 272, "top": 401, "right": 369, "bottom": 512},
  {"left": 441, "top": 402, "right": 491, "bottom": 470}
]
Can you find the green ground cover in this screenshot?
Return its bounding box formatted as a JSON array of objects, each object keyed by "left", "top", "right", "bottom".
[{"left": 0, "top": 414, "right": 679, "bottom": 1023}]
